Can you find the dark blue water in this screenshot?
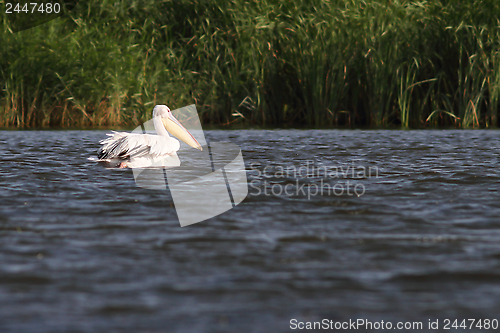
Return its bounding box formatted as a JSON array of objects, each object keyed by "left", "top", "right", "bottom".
[{"left": 1, "top": 130, "right": 500, "bottom": 332}]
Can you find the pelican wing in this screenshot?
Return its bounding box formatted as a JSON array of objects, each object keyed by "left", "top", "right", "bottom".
[{"left": 97, "top": 131, "right": 180, "bottom": 160}]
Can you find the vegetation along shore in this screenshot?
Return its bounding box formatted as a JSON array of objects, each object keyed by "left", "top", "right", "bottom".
[{"left": 1, "top": 0, "right": 500, "bottom": 128}]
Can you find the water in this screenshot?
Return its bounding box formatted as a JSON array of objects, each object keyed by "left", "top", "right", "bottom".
[{"left": 1, "top": 129, "right": 500, "bottom": 332}]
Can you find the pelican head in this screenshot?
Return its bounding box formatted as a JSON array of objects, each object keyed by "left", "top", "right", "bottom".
[{"left": 153, "top": 105, "right": 203, "bottom": 151}]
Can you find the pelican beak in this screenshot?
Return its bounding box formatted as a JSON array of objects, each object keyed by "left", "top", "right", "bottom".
[{"left": 162, "top": 113, "right": 203, "bottom": 151}]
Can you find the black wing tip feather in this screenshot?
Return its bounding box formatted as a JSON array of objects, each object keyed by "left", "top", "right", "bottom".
[
  {"left": 97, "top": 136, "right": 128, "bottom": 160},
  {"left": 97, "top": 135, "right": 153, "bottom": 161}
]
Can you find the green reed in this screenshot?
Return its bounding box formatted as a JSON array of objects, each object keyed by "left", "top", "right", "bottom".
[{"left": 1, "top": 0, "right": 500, "bottom": 128}]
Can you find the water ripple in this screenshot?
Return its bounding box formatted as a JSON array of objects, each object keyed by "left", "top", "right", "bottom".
[{"left": 1, "top": 129, "right": 500, "bottom": 332}]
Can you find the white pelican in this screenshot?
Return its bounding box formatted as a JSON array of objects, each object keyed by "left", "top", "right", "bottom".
[{"left": 97, "top": 105, "right": 202, "bottom": 168}]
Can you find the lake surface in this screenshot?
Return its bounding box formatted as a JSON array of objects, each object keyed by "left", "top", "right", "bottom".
[{"left": 1, "top": 129, "right": 500, "bottom": 332}]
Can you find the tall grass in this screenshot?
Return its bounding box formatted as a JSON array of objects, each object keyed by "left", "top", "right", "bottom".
[{"left": 1, "top": 0, "right": 500, "bottom": 128}]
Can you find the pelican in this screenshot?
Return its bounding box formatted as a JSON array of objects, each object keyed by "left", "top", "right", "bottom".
[{"left": 96, "top": 105, "right": 202, "bottom": 168}]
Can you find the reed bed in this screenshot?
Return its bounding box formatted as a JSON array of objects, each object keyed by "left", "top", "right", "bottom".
[{"left": 1, "top": 0, "right": 500, "bottom": 128}]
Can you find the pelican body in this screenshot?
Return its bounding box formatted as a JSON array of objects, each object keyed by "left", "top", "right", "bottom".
[{"left": 97, "top": 105, "right": 202, "bottom": 168}]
